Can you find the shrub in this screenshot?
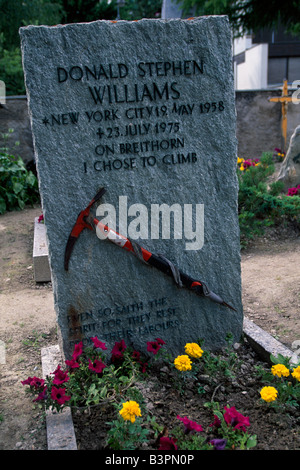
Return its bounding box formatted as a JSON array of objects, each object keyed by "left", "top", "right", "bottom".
[
  {"left": 0, "top": 129, "right": 40, "bottom": 214},
  {"left": 237, "top": 152, "right": 300, "bottom": 246}
]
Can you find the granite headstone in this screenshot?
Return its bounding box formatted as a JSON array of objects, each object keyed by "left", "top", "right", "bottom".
[{"left": 20, "top": 17, "right": 243, "bottom": 359}]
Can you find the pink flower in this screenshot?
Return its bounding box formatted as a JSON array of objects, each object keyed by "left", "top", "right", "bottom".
[
  {"left": 132, "top": 350, "right": 141, "bottom": 361},
  {"left": 21, "top": 376, "right": 34, "bottom": 386},
  {"left": 147, "top": 340, "right": 162, "bottom": 355},
  {"left": 33, "top": 387, "right": 48, "bottom": 402},
  {"left": 155, "top": 337, "right": 166, "bottom": 345},
  {"left": 88, "top": 358, "right": 106, "bottom": 373},
  {"left": 210, "top": 415, "right": 221, "bottom": 428},
  {"left": 111, "top": 340, "right": 127, "bottom": 363},
  {"left": 138, "top": 361, "right": 148, "bottom": 373},
  {"left": 158, "top": 437, "right": 178, "bottom": 450},
  {"left": 72, "top": 341, "right": 83, "bottom": 360},
  {"left": 65, "top": 358, "right": 80, "bottom": 371},
  {"left": 223, "top": 406, "right": 250, "bottom": 432},
  {"left": 52, "top": 365, "right": 69, "bottom": 385},
  {"left": 177, "top": 415, "right": 203, "bottom": 433},
  {"left": 21, "top": 376, "right": 45, "bottom": 391},
  {"left": 287, "top": 186, "right": 300, "bottom": 196},
  {"left": 111, "top": 339, "right": 126, "bottom": 354},
  {"left": 38, "top": 214, "right": 44, "bottom": 223},
  {"left": 91, "top": 336, "right": 107, "bottom": 350},
  {"left": 51, "top": 387, "right": 71, "bottom": 405}
]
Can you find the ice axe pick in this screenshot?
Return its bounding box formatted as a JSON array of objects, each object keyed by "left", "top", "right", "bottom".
[{"left": 64, "top": 188, "right": 236, "bottom": 312}]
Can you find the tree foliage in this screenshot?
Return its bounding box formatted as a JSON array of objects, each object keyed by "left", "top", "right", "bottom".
[
  {"left": 0, "top": 0, "right": 163, "bottom": 95},
  {"left": 176, "top": 0, "right": 300, "bottom": 37}
]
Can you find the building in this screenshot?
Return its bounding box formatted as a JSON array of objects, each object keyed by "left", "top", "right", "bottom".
[{"left": 233, "top": 23, "right": 300, "bottom": 90}]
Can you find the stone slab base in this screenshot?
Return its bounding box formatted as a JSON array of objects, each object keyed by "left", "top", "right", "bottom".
[{"left": 33, "top": 217, "right": 51, "bottom": 282}]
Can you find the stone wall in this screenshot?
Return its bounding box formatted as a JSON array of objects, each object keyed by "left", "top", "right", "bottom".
[
  {"left": 0, "top": 96, "right": 34, "bottom": 164},
  {"left": 236, "top": 89, "right": 300, "bottom": 159},
  {"left": 1, "top": 90, "right": 300, "bottom": 164}
]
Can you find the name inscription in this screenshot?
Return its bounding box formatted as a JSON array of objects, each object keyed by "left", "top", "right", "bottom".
[{"left": 40, "top": 56, "right": 226, "bottom": 173}]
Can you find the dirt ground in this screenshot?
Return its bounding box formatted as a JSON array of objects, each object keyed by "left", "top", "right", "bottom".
[{"left": 0, "top": 205, "right": 299, "bottom": 450}]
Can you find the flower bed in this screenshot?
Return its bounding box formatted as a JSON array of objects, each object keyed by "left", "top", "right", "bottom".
[{"left": 22, "top": 335, "right": 300, "bottom": 450}]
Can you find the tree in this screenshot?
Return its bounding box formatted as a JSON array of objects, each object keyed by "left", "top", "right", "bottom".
[
  {"left": 0, "top": 0, "right": 63, "bottom": 49},
  {"left": 0, "top": 0, "right": 163, "bottom": 95},
  {"left": 176, "top": 0, "right": 300, "bottom": 37},
  {"left": 121, "top": 0, "right": 162, "bottom": 20},
  {"left": 59, "top": 0, "right": 117, "bottom": 24}
]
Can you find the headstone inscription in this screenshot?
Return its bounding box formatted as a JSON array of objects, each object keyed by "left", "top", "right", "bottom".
[{"left": 20, "top": 17, "right": 243, "bottom": 359}]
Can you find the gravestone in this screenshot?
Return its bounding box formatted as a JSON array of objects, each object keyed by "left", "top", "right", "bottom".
[{"left": 20, "top": 17, "right": 243, "bottom": 359}]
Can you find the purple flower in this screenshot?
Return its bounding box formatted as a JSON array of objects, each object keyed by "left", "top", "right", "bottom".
[{"left": 210, "top": 438, "right": 227, "bottom": 450}]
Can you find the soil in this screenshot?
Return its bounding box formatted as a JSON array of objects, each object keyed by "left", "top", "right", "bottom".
[{"left": 0, "top": 205, "right": 299, "bottom": 451}]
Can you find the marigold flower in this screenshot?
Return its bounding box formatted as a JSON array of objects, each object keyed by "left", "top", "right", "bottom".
[
  {"left": 292, "top": 365, "right": 300, "bottom": 381},
  {"left": 184, "top": 342, "right": 203, "bottom": 358},
  {"left": 260, "top": 386, "right": 278, "bottom": 402},
  {"left": 174, "top": 354, "right": 192, "bottom": 371},
  {"left": 119, "top": 400, "right": 141, "bottom": 423},
  {"left": 271, "top": 363, "right": 290, "bottom": 378}
]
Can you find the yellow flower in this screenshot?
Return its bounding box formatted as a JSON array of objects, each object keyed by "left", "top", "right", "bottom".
[
  {"left": 174, "top": 354, "right": 192, "bottom": 371},
  {"left": 271, "top": 364, "right": 290, "bottom": 378},
  {"left": 239, "top": 164, "right": 245, "bottom": 171},
  {"left": 260, "top": 386, "right": 278, "bottom": 402},
  {"left": 184, "top": 342, "right": 203, "bottom": 359},
  {"left": 119, "top": 400, "right": 141, "bottom": 423},
  {"left": 292, "top": 365, "right": 300, "bottom": 381}
]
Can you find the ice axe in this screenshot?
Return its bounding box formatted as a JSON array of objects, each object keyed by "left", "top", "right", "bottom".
[{"left": 64, "top": 188, "right": 236, "bottom": 311}]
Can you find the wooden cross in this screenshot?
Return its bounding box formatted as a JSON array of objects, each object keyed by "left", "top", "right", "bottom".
[{"left": 269, "top": 79, "right": 293, "bottom": 152}]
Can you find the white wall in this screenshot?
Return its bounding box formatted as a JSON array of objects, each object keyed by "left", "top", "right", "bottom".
[{"left": 235, "top": 43, "right": 268, "bottom": 90}]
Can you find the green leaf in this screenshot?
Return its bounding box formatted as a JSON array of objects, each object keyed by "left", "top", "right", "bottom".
[
  {"left": 0, "top": 197, "right": 6, "bottom": 214},
  {"left": 246, "top": 435, "right": 257, "bottom": 449},
  {"left": 12, "top": 180, "right": 23, "bottom": 194}
]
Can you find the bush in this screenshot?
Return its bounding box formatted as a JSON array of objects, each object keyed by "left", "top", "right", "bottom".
[
  {"left": 0, "top": 129, "right": 40, "bottom": 214},
  {"left": 237, "top": 152, "right": 300, "bottom": 247}
]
